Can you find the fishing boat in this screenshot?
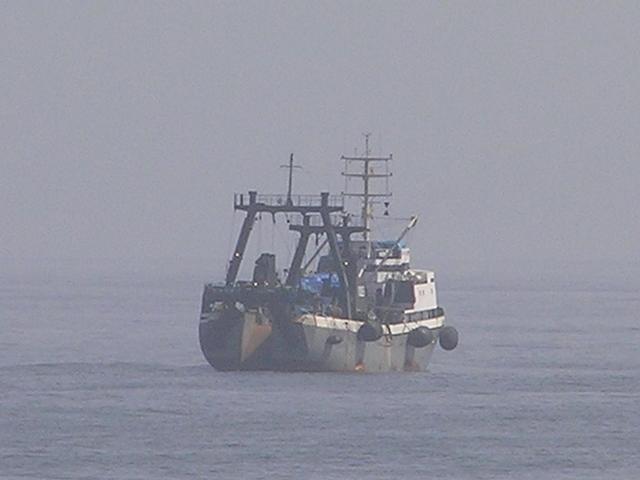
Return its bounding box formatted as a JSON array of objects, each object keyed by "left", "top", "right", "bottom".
[{"left": 199, "top": 139, "right": 458, "bottom": 372}]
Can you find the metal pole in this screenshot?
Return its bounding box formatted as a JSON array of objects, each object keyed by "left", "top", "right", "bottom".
[
  {"left": 363, "top": 133, "right": 371, "bottom": 255},
  {"left": 225, "top": 191, "right": 258, "bottom": 286},
  {"left": 321, "top": 192, "right": 352, "bottom": 318},
  {"left": 287, "top": 153, "right": 293, "bottom": 205},
  {"left": 301, "top": 237, "right": 329, "bottom": 273}
]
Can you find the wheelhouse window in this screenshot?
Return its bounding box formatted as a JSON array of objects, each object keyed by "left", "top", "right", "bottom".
[{"left": 393, "top": 281, "right": 415, "bottom": 304}]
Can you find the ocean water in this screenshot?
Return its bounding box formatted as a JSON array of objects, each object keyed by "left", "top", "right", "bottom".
[{"left": 1, "top": 267, "right": 638, "bottom": 479}]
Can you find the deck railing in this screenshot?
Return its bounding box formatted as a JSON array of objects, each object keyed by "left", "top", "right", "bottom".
[
  {"left": 234, "top": 193, "right": 343, "bottom": 209},
  {"left": 289, "top": 214, "right": 365, "bottom": 227}
]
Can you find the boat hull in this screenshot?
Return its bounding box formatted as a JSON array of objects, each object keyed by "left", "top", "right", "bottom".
[{"left": 199, "top": 309, "right": 443, "bottom": 372}]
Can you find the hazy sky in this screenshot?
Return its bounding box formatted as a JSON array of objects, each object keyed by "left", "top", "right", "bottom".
[{"left": 2, "top": 1, "right": 639, "bottom": 283}]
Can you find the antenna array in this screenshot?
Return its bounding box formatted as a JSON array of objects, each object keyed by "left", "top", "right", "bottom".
[{"left": 341, "top": 133, "right": 392, "bottom": 243}]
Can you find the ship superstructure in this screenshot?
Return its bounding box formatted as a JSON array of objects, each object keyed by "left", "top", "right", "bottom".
[{"left": 199, "top": 141, "right": 458, "bottom": 372}]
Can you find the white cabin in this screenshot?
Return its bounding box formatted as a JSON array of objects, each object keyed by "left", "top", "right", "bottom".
[{"left": 354, "top": 241, "right": 439, "bottom": 317}]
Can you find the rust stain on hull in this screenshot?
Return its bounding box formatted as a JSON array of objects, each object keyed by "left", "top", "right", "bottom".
[{"left": 240, "top": 313, "right": 272, "bottom": 362}]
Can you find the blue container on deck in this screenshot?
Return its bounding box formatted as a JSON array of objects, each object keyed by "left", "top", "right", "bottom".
[{"left": 300, "top": 273, "right": 340, "bottom": 295}]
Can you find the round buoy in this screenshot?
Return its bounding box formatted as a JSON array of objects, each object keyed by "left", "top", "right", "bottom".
[
  {"left": 407, "top": 327, "right": 434, "bottom": 348},
  {"left": 439, "top": 325, "right": 459, "bottom": 351},
  {"left": 357, "top": 322, "right": 383, "bottom": 342}
]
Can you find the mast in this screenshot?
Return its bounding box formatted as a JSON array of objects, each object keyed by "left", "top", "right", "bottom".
[
  {"left": 363, "top": 134, "right": 370, "bottom": 241},
  {"left": 341, "top": 135, "right": 392, "bottom": 253},
  {"left": 280, "top": 153, "right": 301, "bottom": 206}
]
